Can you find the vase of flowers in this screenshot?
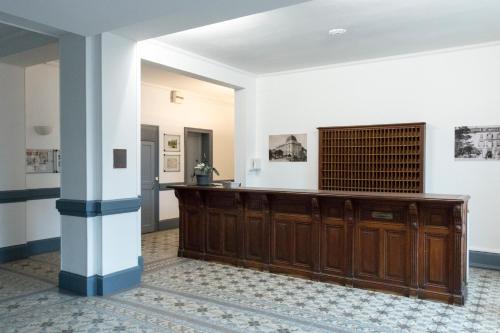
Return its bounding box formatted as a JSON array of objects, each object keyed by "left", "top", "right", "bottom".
[{"left": 193, "top": 161, "right": 219, "bottom": 186}]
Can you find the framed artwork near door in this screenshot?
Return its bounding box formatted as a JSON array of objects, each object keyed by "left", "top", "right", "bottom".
[
  {"left": 164, "top": 154, "right": 181, "bottom": 172},
  {"left": 164, "top": 133, "right": 181, "bottom": 152}
]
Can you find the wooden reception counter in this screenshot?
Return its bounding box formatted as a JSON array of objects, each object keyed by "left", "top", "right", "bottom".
[{"left": 170, "top": 185, "right": 469, "bottom": 304}]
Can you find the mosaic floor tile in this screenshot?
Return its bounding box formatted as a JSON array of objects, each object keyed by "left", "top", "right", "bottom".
[{"left": 1, "top": 228, "right": 500, "bottom": 333}]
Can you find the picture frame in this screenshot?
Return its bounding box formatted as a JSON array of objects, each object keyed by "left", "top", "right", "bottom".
[
  {"left": 164, "top": 154, "right": 181, "bottom": 172},
  {"left": 269, "top": 134, "right": 307, "bottom": 162},
  {"left": 26, "top": 149, "right": 61, "bottom": 173},
  {"left": 455, "top": 126, "right": 500, "bottom": 160},
  {"left": 164, "top": 134, "right": 181, "bottom": 152}
]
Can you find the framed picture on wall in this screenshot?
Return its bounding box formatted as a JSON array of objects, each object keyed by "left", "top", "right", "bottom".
[
  {"left": 26, "top": 149, "right": 61, "bottom": 173},
  {"left": 164, "top": 134, "right": 181, "bottom": 152},
  {"left": 455, "top": 126, "right": 500, "bottom": 160},
  {"left": 269, "top": 134, "right": 307, "bottom": 162},
  {"left": 164, "top": 154, "right": 181, "bottom": 172}
]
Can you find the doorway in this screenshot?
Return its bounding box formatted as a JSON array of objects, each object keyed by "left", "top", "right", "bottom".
[
  {"left": 141, "top": 125, "right": 159, "bottom": 233},
  {"left": 184, "top": 127, "right": 213, "bottom": 185}
]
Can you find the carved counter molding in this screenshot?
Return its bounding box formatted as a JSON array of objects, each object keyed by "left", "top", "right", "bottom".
[{"left": 171, "top": 185, "right": 469, "bottom": 305}]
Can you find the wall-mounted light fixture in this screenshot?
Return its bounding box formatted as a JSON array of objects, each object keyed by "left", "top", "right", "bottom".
[
  {"left": 34, "top": 125, "right": 53, "bottom": 136},
  {"left": 170, "top": 90, "right": 184, "bottom": 104}
]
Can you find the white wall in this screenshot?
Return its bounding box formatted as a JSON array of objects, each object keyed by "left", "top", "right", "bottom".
[
  {"left": 0, "top": 63, "right": 26, "bottom": 191},
  {"left": 25, "top": 63, "right": 61, "bottom": 242},
  {"left": 0, "top": 63, "right": 26, "bottom": 247},
  {"left": 139, "top": 41, "right": 258, "bottom": 186},
  {"left": 255, "top": 43, "right": 500, "bottom": 254},
  {"left": 0, "top": 62, "right": 61, "bottom": 248},
  {"left": 141, "top": 81, "right": 234, "bottom": 219}
]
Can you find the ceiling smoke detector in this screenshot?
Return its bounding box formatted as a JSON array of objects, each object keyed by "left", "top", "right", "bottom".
[{"left": 328, "top": 28, "right": 347, "bottom": 36}]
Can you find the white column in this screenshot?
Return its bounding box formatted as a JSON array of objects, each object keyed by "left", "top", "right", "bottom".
[{"left": 57, "top": 32, "right": 141, "bottom": 295}]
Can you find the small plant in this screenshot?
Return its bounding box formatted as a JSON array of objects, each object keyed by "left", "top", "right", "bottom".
[{"left": 193, "top": 161, "right": 219, "bottom": 177}]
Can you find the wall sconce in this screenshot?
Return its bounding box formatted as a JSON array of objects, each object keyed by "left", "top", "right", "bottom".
[
  {"left": 170, "top": 90, "right": 184, "bottom": 104},
  {"left": 34, "top": 125, "right": 53, "bottom": 136}
]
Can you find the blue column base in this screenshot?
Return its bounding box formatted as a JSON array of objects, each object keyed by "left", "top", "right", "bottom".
[{"left": 59, "top": 264, "right": 142, "bottom": 296}]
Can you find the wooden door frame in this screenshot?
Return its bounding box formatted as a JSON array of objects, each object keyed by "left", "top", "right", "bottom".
[
  {"left": 141, "top": 124, "right": 160, "bottom": 233},
  {"left": 184, "top": 127, "right": 214, "bottom": 183}
]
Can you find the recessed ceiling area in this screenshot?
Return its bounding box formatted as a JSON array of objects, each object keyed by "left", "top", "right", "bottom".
[
  {"left": 0, "top": 22, "right": 56, "bottom": 58},
  {"left": 156, "top": 0, "right": 500, "bottom": 74},
  {"left": 141, "top": 61, "right": 234, "bottom": 102}
]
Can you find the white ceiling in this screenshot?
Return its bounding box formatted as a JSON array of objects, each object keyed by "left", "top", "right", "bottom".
[
  {"left": 141, "top": 61, "right": 234, "bottom": 103},
  {"left": 0, "top": 0, "right": 309, "bottom": 40},
  {"left": 156, "top": 0, "right": 500, "bottom": 74}
]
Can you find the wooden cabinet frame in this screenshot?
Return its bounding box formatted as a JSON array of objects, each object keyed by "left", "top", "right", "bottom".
[
  {"left": 318, "top": 123, "right": 426, "bottom": 193},
  {"left": 174, "top": 186, "right": 468, "bottom": 305}
]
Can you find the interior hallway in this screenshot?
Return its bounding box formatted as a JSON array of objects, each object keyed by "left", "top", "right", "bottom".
[{"left": 0, "top": 229, "right": 499, "bottom": 333}]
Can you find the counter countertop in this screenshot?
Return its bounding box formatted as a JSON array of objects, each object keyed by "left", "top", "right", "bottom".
[{"left": 168, "top": 184, "right": 469, "bottom": 203}]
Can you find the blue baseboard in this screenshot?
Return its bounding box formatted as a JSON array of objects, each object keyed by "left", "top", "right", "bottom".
[
  {"left": 27, "top": 237, "right": 60, "bottom": 256},
  {"left": 96, "top": 265, "right": 142, "bottom": 295},
  {"left": 158, "top": 218, "right": 179, "bottom": 231},
  {"left": 59, "top": 270, "right": 98, "bottom": 296},
  {"left": 0, "top": 243, "right": 29, "bottom": 262},
  {"left": 0, "top": 237, "right": 61, "bottom": 263},
  {"left": 470, "top": 251, "right": 500, "bottom": 271},
  {"left": 59, "top": 263, "right": 142, "bottom": 296}
]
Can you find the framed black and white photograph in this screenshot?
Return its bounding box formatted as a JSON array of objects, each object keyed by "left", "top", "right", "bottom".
[
  {"left": 269, "top": 134, "right": 307, "bottom": 162},
  {"left": 164, "top": 154, "right": 181, "bottom": 172},
  {"left": 26, "top": 149, "right": 61, "bottom": 173},
  {"left": 163, "top": 134, "right": 181, "bottom": 152},
  {"left": 455, "top": 126, "right": 500, "bottom": 160}
]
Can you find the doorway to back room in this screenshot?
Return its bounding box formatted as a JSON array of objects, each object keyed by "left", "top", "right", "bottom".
[{"left": 139, "top": 60, "right": 235, "bottom": 266}]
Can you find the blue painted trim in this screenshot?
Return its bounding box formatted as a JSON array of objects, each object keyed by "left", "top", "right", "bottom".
[
  {"left": 159, "top": 218, "right": 179, "bottom": 231},
  {"left": 0, "top": 243, "right": 28, "bottom": 262},
  {"left": 97, "top": 265, "right": 142, "bottom": 295},
  {"left": 59, "top": 270, "right": 97, "bottom": 296},
  {"left": 27, "top": 237, "right": 60, "bottom": 256},
  {"left": 0, "top": 190, "right": 27, "bottom": 203},
  {"left": 0, "top": 188, "right": 60, "bottom": 203},
  {"left": 26, "top": 188, "right": 61, "bottom": 200},
  {"left": 59, "top": 265, "right": 142, "bottom": 296},
  {"left": 470, "top": 250, "right": 500, "bottom": 271},
  {"left": 56, "top": 197, "right": 141, "bottom": 217},
  {"left": 99, "top": 198, "right": 142, "bottom": 216},
  {"left": 0, "top": 237, "right": 61, "bottom": 263}
]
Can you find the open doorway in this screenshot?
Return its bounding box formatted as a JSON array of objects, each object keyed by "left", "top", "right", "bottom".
[
  {"left": 184, "top": 128, "right": 213, "bottom": 185},
  {"left": 140, "top": 60, "right": 235, "bottom": 264}
]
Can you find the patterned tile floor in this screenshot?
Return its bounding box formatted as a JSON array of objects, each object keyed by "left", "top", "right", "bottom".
[{"left": 1, "top": 229, "right": 499, "bottom": 332}]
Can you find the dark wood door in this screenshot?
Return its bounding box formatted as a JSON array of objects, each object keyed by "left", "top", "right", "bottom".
[
  {"left": 419, "top": 205, "right": 453, "bottom": 295},
  {"left": 244, "top": 213, "right": 267, "bottom": 262},
  {"left": 206, "top": 210, "right": 238, "bottom": 257},
  {"left": 354, "top": 204, "right": 410, "bottom": 286},
  {"left": 321, "top": 199, "right": 347, "bottom": 277},
  {"left": 271, "top": 216, "right": 314, "bottom": 270},
  {"left": 184, "top": 208, "right": 203, "bottom": 252}
]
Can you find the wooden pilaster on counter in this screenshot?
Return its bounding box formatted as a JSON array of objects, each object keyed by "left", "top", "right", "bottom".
[{"left": 171, "top": 185, "right": 469, "bottom": 305}]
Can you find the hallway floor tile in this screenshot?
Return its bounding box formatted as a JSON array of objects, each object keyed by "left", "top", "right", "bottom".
[{"left": 1, "top": 229, "right": 499, "bottom": 332}]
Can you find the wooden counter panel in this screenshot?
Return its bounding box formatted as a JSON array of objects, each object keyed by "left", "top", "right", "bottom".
[{"left": 172, "top": 186, "right": 468, "bottom": 305}]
